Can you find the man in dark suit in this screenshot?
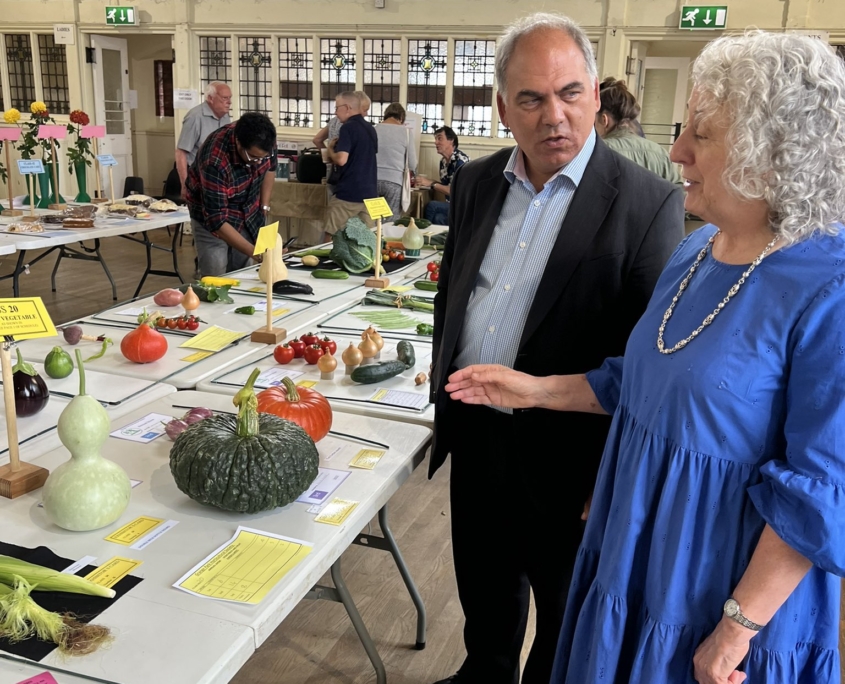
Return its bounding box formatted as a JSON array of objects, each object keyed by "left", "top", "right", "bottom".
[{"left": 428, "top": 12, "right": 685, "bottom": 684}]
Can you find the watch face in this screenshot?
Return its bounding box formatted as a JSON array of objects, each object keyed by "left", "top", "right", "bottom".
[{"left": 724, "top": 599, "right": 739, "bottom": 617}]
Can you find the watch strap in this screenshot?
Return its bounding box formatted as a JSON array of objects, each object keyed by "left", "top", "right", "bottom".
[{"left": 723, "top": 598, "right": 764, "bottom": 631}]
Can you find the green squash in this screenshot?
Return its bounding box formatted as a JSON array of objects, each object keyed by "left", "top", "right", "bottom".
[
  {"left": 42, "top": 350, "right": 131, "bottom": 531},
  {"left": 169, "top": 368, "right": 319, "bottom": 513}
]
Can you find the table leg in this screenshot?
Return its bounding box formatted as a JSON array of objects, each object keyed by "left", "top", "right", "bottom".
[
  {"left": 306, "top": 557, "right": 387, "bottom": 684},
  {"left": 124, "top": 230, "right": 184, "bottom": 299},
  {"left": 50, "top": 241, "right": 117, "bottom": 300},
  {"left": 12, "top": 250, "right": 26, "bottom": 297}
]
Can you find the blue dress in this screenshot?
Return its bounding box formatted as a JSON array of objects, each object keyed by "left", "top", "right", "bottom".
[{"left": 553, "top": 225, "right": 845, "bottom": 683}]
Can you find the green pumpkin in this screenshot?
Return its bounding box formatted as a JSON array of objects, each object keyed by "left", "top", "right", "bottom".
[{"left": 169, "top": 369, "right": 319, "bottom": 513}]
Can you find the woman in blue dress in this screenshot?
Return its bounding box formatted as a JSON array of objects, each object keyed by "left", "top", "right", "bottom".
[{"left": 445, "top": 31, "right": 845, "bottom": 684}]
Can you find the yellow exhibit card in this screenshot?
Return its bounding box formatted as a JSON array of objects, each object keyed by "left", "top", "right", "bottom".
[
  {"left": 381, "top": 285, "right": 412, "bottom": 293},
  {"left": 0, "top": 297, "right": 57, "bottom": 340},
  {"left": 296, "top": 380, "right": 318, "bottom": 388},
  {"left": 249, "top": 286, "right": 264, "bottom": 293},
  {"left": 363, "top": 197, "right": 393, "bottom": 220},
  {"left": 349, "top": 449, "right": 386, "bottom": 470},
  {"left": 181, "top": 350, "right": 214, "bottom": 362},
  {"left": 179, "top": 325, "right": 244, "bottom": 352},
  {"left": 173, "top": 526, "right": 312, "bottom": 605},
  {"left": 253, "top": 222, "right": 279, "bottom": 255},
  {"left": 105, "top": 516, "right": 164, "bottom": 545},
  {"left": 85, "top": 556, "right": 143, "bottom": 588},
  {"left": 271, "top": 307, "right": 290, "bottom": 317},
  {"left": 314, "top": 498, "right": 359, "bottom": 525}
]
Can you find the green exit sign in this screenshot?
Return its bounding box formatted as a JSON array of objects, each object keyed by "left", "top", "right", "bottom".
[
  {"left": 679, "top": 5, "right": 728, "bottom": 29},
  {"left": 105, "top": 6, "right": 138, "bottom": 25}
]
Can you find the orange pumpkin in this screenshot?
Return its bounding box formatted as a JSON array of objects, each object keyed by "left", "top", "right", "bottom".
[
  {"left": 120, "top": 320, "right": 168, "bottom": 364},
  {"left": 257, "top": 377, "right": 332, "bottom": 442}
]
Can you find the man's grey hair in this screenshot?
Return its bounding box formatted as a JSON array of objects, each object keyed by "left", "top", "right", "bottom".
[
  {"left": 691, "top": 30, "right": 845, "bottom": 242},
  {"left": 336, "top": 90, "right": 362, "bottom": 111},
  {"left": 353, "top": 90, "right": 371, "bottom": 111},
  {"left": 204, "top": 81, "right": 228, "bottom": 99},
  {"left": 495, "top": 12, "right": 597, "bottom": 99}
]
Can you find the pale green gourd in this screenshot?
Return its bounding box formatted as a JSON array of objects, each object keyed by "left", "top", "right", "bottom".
[
  {"left": 42, "top": 350, "right": 130, "bottom": 531},
  {"left": 401, "top": 217, "right": 425, "bottom": 257}
]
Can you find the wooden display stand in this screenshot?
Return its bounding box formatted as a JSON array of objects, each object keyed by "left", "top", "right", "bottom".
[
  {"left": 47, "top": 139, "right": 66, "bottom": 210},
  {"left": 364, "top": 216, "right": 390, "bottom": 289},
  {"left": 91, "top": 136, "right": 110, "bottom": 203},
  {"left": 0, "top": 339, "right": 48, "bottom": 499},
  {"left": 250, "top": 223, "right": 287, "bottom": 345},
  {"left": 20, "top": 174, "right": 39, "bottom": 222},
  {"left": 1, "top": 141, "right": 21, "bottom": 217}
]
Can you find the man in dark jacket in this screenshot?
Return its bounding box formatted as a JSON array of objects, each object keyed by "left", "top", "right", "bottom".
[{"left": 428, "top": 12, "right": 685, "bottom": 684}]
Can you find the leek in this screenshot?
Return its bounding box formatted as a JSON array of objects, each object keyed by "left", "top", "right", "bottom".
[{"left": 0, "top": 555, "right": 116, "bottom": 599}]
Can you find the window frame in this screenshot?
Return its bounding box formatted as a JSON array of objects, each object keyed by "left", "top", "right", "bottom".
[{"left": 0, "top": 32, "right": 71, "bottom": 118}]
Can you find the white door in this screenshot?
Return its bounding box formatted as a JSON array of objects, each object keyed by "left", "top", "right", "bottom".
[{"left": 91, "top": 35, "right": 133, "bottom": 198}]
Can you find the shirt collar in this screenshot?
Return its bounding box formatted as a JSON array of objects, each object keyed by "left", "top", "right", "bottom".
[
  {"left": 201, "top": 101, "right": 221, "bottom": 120},
  {"left": 504, "top": 128, "right": 596, "bottom": 189}
]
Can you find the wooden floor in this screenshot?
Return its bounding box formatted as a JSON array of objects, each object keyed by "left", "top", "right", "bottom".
[{"left": 8, "top": 228, "right": 843, "bottom": 684}]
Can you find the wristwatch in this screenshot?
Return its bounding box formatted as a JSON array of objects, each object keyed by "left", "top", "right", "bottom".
[
  {"left": 261, "top": 204, "right": 271, "bottom": 213},
  {"left": 723, "top": 598, "right": 764, "bottom": 631},
  {"left": 430, "top": 181, "right": 437, "bottom": 191}
]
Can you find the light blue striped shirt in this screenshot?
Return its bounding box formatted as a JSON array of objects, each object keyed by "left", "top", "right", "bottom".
[{"left": 454, "top": 129, "right": 596, "bottom": 412}]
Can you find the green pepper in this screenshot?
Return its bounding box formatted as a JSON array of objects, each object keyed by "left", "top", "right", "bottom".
[
  {"left": 234, "top": 306, "right": 256, "bottom": 315},
  {"left": 44, "top": 346, "right": 74, "bottom": 379},
  {"left": 416, "top": 323, "right": 434, "bottom": 336}
]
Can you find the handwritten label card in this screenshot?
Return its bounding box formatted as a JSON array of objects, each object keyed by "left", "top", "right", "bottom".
[
  {"left": 96, "top": 154, "right": 118, "bottom": 167},
  {"left": 16, "top": 159, "right": 45, "bottom": 175}
]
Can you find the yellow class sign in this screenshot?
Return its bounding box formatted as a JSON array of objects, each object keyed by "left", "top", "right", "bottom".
[
  {"left": 180, "top": 325, "right": 245, "bottom": 352},
  {"left": 363, "top": 197, "right": 393, "bottom": 221},
  {"left": 0, "top": 297, "right": 57, "bottom": 340},
  {"left": 253, "top": 221, "right": 279, "bottom": 256},
  {"left": 85, "top": 556, "right": 143, "bottom": 588},
  {"left": 104, "top": 515, "right": 163, "bottom": 545}
]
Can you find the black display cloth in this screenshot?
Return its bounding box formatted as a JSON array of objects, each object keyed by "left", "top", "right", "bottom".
[
  {"left": 285, "top": 254, "right": 414, "bottom": 276},
  {"left": 0, "top": 541, "right": 142, "bottom": 661}
]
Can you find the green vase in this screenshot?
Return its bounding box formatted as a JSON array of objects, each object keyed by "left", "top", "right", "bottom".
[
  {"left": 47, "top": 160, "right": 67, "bottom": 205},
  {"left": 22, "top": 161, "right": 38, "bottom": 206},
  {"left": 36, "top": 171, "right": 51, "bottom": 209},
  {"left": 73, "top": 160, "right": 91, "bottom": 203}
]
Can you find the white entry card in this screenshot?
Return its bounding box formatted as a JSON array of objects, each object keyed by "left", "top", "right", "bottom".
[
  {"left": 296, "top": 468, "right": 351, "bottom": 505},
  {"left": 255, "top": 367, "right": 303, "bottom": 388},
  {"left": 110, "top": 412, "right": 172, "bottom": 443}
]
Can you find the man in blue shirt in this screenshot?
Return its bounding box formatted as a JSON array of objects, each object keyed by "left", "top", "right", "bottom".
[
  {"left": 428, "top": 12, "right": 685, "bottom": 684},
  {"left": 325, "top": 91, "right": 377, "bottom": 237}
]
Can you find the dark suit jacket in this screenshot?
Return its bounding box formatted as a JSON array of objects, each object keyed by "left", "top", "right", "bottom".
[{"left": 429, "top": 139, "right": 686, "bottom": 503}]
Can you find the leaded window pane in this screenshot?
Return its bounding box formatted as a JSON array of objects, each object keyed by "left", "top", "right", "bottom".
[
  {"left": 5, "top": 34, "right": 35, "bottom": 110},
  {"left": 38, "top": 35, "right": 69, "bottom": 115},
  {"left": 363, "top": 38, "right": 400, "bottom": 124},
  {"left": 199, "top": 36, "right": 232, "bottom": 92},
  {"left": 451, "top": 39, "right": 494, "bottom": 138},
  {"left": 238, "top": 36, "right": 272, "bottom": 116},
  {"left": 278, "top": 37, "right": 313, "bottom": 128},
  {"left": 320, "top": 38, "right": 356, "bottom": 127},
  {"left": 406, "top": 39, "right": 446, "bottom": 134}
]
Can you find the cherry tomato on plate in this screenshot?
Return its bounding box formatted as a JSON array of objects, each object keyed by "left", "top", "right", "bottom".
[
  {"left": 427, "top": 261, "right": 438, "bottom": 273},
  {"left": 273, "top": 343, "right": 295, "bottom": 364},
  {"left": 301, "top": 332, "right": 319, "bottom": 346},
  {"left": 186, "top": 318, "right": 199, "bottom": 331},
  {"left": 166, "top": 318, "right": 178, "bottom": 329},
  {"left": 318, "top": 336, "right": 337, "bottom": 355},
  {"left": 176, "top": 317, "right": 187, "bottom": 330},
  {"left": 303, "top": 344, "right": 325, "bottom": 365},
  {"left": 289, "top": 337, "right": 306, "bottom": 358},
  {"left": 430, "top": 270, "right": 440, "bottom": 282}
]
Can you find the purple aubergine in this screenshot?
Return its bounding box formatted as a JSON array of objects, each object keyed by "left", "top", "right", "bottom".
[{"left": 12, "top": 348, "right": 49, "bottom": 417}]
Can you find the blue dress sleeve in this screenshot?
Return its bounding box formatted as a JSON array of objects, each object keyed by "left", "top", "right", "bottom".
[
  {"left": 748, "top": 272, "right": 845, "bottom": 576},
  {"left": 586, "top": 356, "right": 624, "bottom": 415}
]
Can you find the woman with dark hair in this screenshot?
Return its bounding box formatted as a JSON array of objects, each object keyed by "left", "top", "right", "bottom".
[
  {"left": 597, "top": 77, "right": 681, "bottom": 184},
  {"left": 375, "top": 102, "right": 417, "bottom": 220}
]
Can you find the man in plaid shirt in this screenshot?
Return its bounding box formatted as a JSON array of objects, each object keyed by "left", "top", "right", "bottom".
[{"left": 185, "top": 112, "right": 277, "bottom": 276}]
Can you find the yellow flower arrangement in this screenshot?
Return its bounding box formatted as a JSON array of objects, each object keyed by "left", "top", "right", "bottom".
[
  {"left": 30, "top": 101, "right": 47, "bottom": 115},
  {"left": 3, "top": 108, "right": 20, "bottom": 124}
]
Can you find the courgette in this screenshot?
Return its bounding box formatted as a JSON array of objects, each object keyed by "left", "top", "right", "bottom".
[
  {"left": 414, "top": 280, "right": 438, "bottom": 291},
  {"left": 201, "top": 276, "right": 240, "bottom": 287},
  {"left": 350, "top": 360, "right": 408, "bottom": 384},
  {"left": 397, "top": 340, "right": 416, "bottom": 368},
  {"left": 312, "top": 269, "right": 349, "bottom": 279},
  {"left": 296, "top": 248, "right": 332, "bottom": 258}
]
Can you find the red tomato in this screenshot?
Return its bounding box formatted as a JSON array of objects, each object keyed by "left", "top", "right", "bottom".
[
  {"left": 318, "top": 337, "right": 337, "bottom": 355},
  {"left": 186, "top": 319, "right": 199, "bottom": 331},
  {"left": 166, "top": 318, "right": 178, "bottom": 329},
  {"left": 273, "top": 344, "right": 295, "bottom": 364},
  {"left": 397, "top": 252, "right": 405, "bottom": 261},
  {"left": 430, "top": 270, "right": 440, "bottom": 282},
  {"left": 176, "top": 317, "right": 187, "bottom": 330},
  {"left": 303, "top": 344, "right": 324, "bottom": 365},
  {"left": 155, "top": 318, "right": 166, "bottom": 328},
  {"left": 301, "top": 332, "right": 319, "bottom": 346},
  {"left": 289, "top": 337, "right": 306, "bottom": 358},
  {"left": 427, "top": 262, "right": 438, "bottom": 273}
]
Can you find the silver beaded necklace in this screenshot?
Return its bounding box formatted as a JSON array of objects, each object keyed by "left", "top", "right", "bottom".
[{"left": 657, "top": 230, "right": 780, "bottom": 355}]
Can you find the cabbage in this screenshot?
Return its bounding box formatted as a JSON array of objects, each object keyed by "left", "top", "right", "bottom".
[{"left": 329, "top": 218, "right": 376, "bottom": 273}]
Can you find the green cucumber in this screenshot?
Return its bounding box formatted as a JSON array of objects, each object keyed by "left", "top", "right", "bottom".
[
  {"left": 350, "top": 360, "right": 408, "bottom": 384},
  {"left": 297, "top": 248, "right": 332, "bottom": 258},
  {"left": 312, "top": 269, "right": 349, "bottom": 279},
  {"left": 396, "top": 340, "right": 416, "bottom": 368},
  {"left": 414, "top": 280, "right": 438, "bottom": 292}
]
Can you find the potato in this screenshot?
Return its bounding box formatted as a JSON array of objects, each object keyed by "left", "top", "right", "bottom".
[
  {"left": 153, "top": 288, "right": 184, "bottom": 307},
  {"left": 301, "top": 255, "right": 320, "bottom": 267}
]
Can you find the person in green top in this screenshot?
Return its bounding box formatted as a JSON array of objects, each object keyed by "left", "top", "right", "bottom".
[{"left": 596, "top": 77, "right": 683, "bottom": 185}]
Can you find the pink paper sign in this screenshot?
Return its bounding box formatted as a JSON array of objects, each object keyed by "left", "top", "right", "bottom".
[
  {"left": 80, "top": 124, "right": 106, "bottom": 139},
  {"left": 36, "top": 124, "right": 67, "bottom": 139},
  {"left": 15, "top": 673, "right": 59, "bottom": 684},
  {"left": 0, "top": 128, "right": 21, "bottom": 141}
]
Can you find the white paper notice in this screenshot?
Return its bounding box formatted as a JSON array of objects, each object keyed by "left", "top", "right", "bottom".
[
  {"left": 62, "top": 555, "right": 97, "bottom": 575},
  {"left": 116, "top": 306, "right": 147, "bottom": 317},
  {"left": 296, "top": 468, "right": 351, "bottom": 505},
  {"left": 255, "top": 367, "right": 304, "bottom": 388},
  {"left": 174, "top": 88, "right": 199, "bottom": 109},
  {"left": 369, "top": 388, "right": 430, "bottom": 411},
  {"left": 110, "top": 412, "right": 172, "bottom": 443}
]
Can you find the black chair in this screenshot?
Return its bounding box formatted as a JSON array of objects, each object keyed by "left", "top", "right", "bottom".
[
  {"left": 122, "top": 176, "right": 145, "bottom": 197},
  {"left": 160, "top": 164, "right": 184, "bottom": 205}
]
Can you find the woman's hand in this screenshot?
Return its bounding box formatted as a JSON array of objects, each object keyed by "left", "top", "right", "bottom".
[
  {"left": 445, "top": 364, "right": 546, "bottom": 409},
  {"left": 693, "top": 618, "right": 753, "bottom": 684}
]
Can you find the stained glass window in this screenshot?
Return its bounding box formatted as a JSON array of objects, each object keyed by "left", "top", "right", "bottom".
[
  {"left": 38, "top": 35, "right": 69, "bottom": 115},
  {"left": 238, "top": 37, "right": 272, "bottom": 116},
  {"left": 154, "top": 59, "right": 174, "bottom": 118},
  {"left": 279, "top": 37, "right": 313, "bottom": 128},
  {"left": 452, "top": 39, "right": 494, "bottom": 138},
  {"left": 199, "top": 36, "right": 232, "bottom": 92},
  {"left": 407, "top": 40, "right": 446, "bottom": 134},
  {"left": 363, "top": 39, "right": 400, "bottom": 123},
  {"left": 319, "top": 39, "right": 357, "bottom": 127},
  {"left": 5, "top": 34, "right": 35, "bottom": 110}
]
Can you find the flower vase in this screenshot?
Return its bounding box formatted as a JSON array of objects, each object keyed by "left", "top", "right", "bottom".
[
  {"left": 47, "top": 160, "right": 67, "bottom": 205},
  {"left": 73, "top": 160, "right": 91, "bottom": 203},
  {"left": 36, "top": 171, "right": 51, "bottom": 209}
]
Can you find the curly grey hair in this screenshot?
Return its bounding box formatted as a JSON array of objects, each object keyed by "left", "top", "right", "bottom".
[
  {"left": 495, "top": 12, "right": 597, "bottom": 99},
  {"left": 691, "top": 31, "right": 845, "bottom": 243}
]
